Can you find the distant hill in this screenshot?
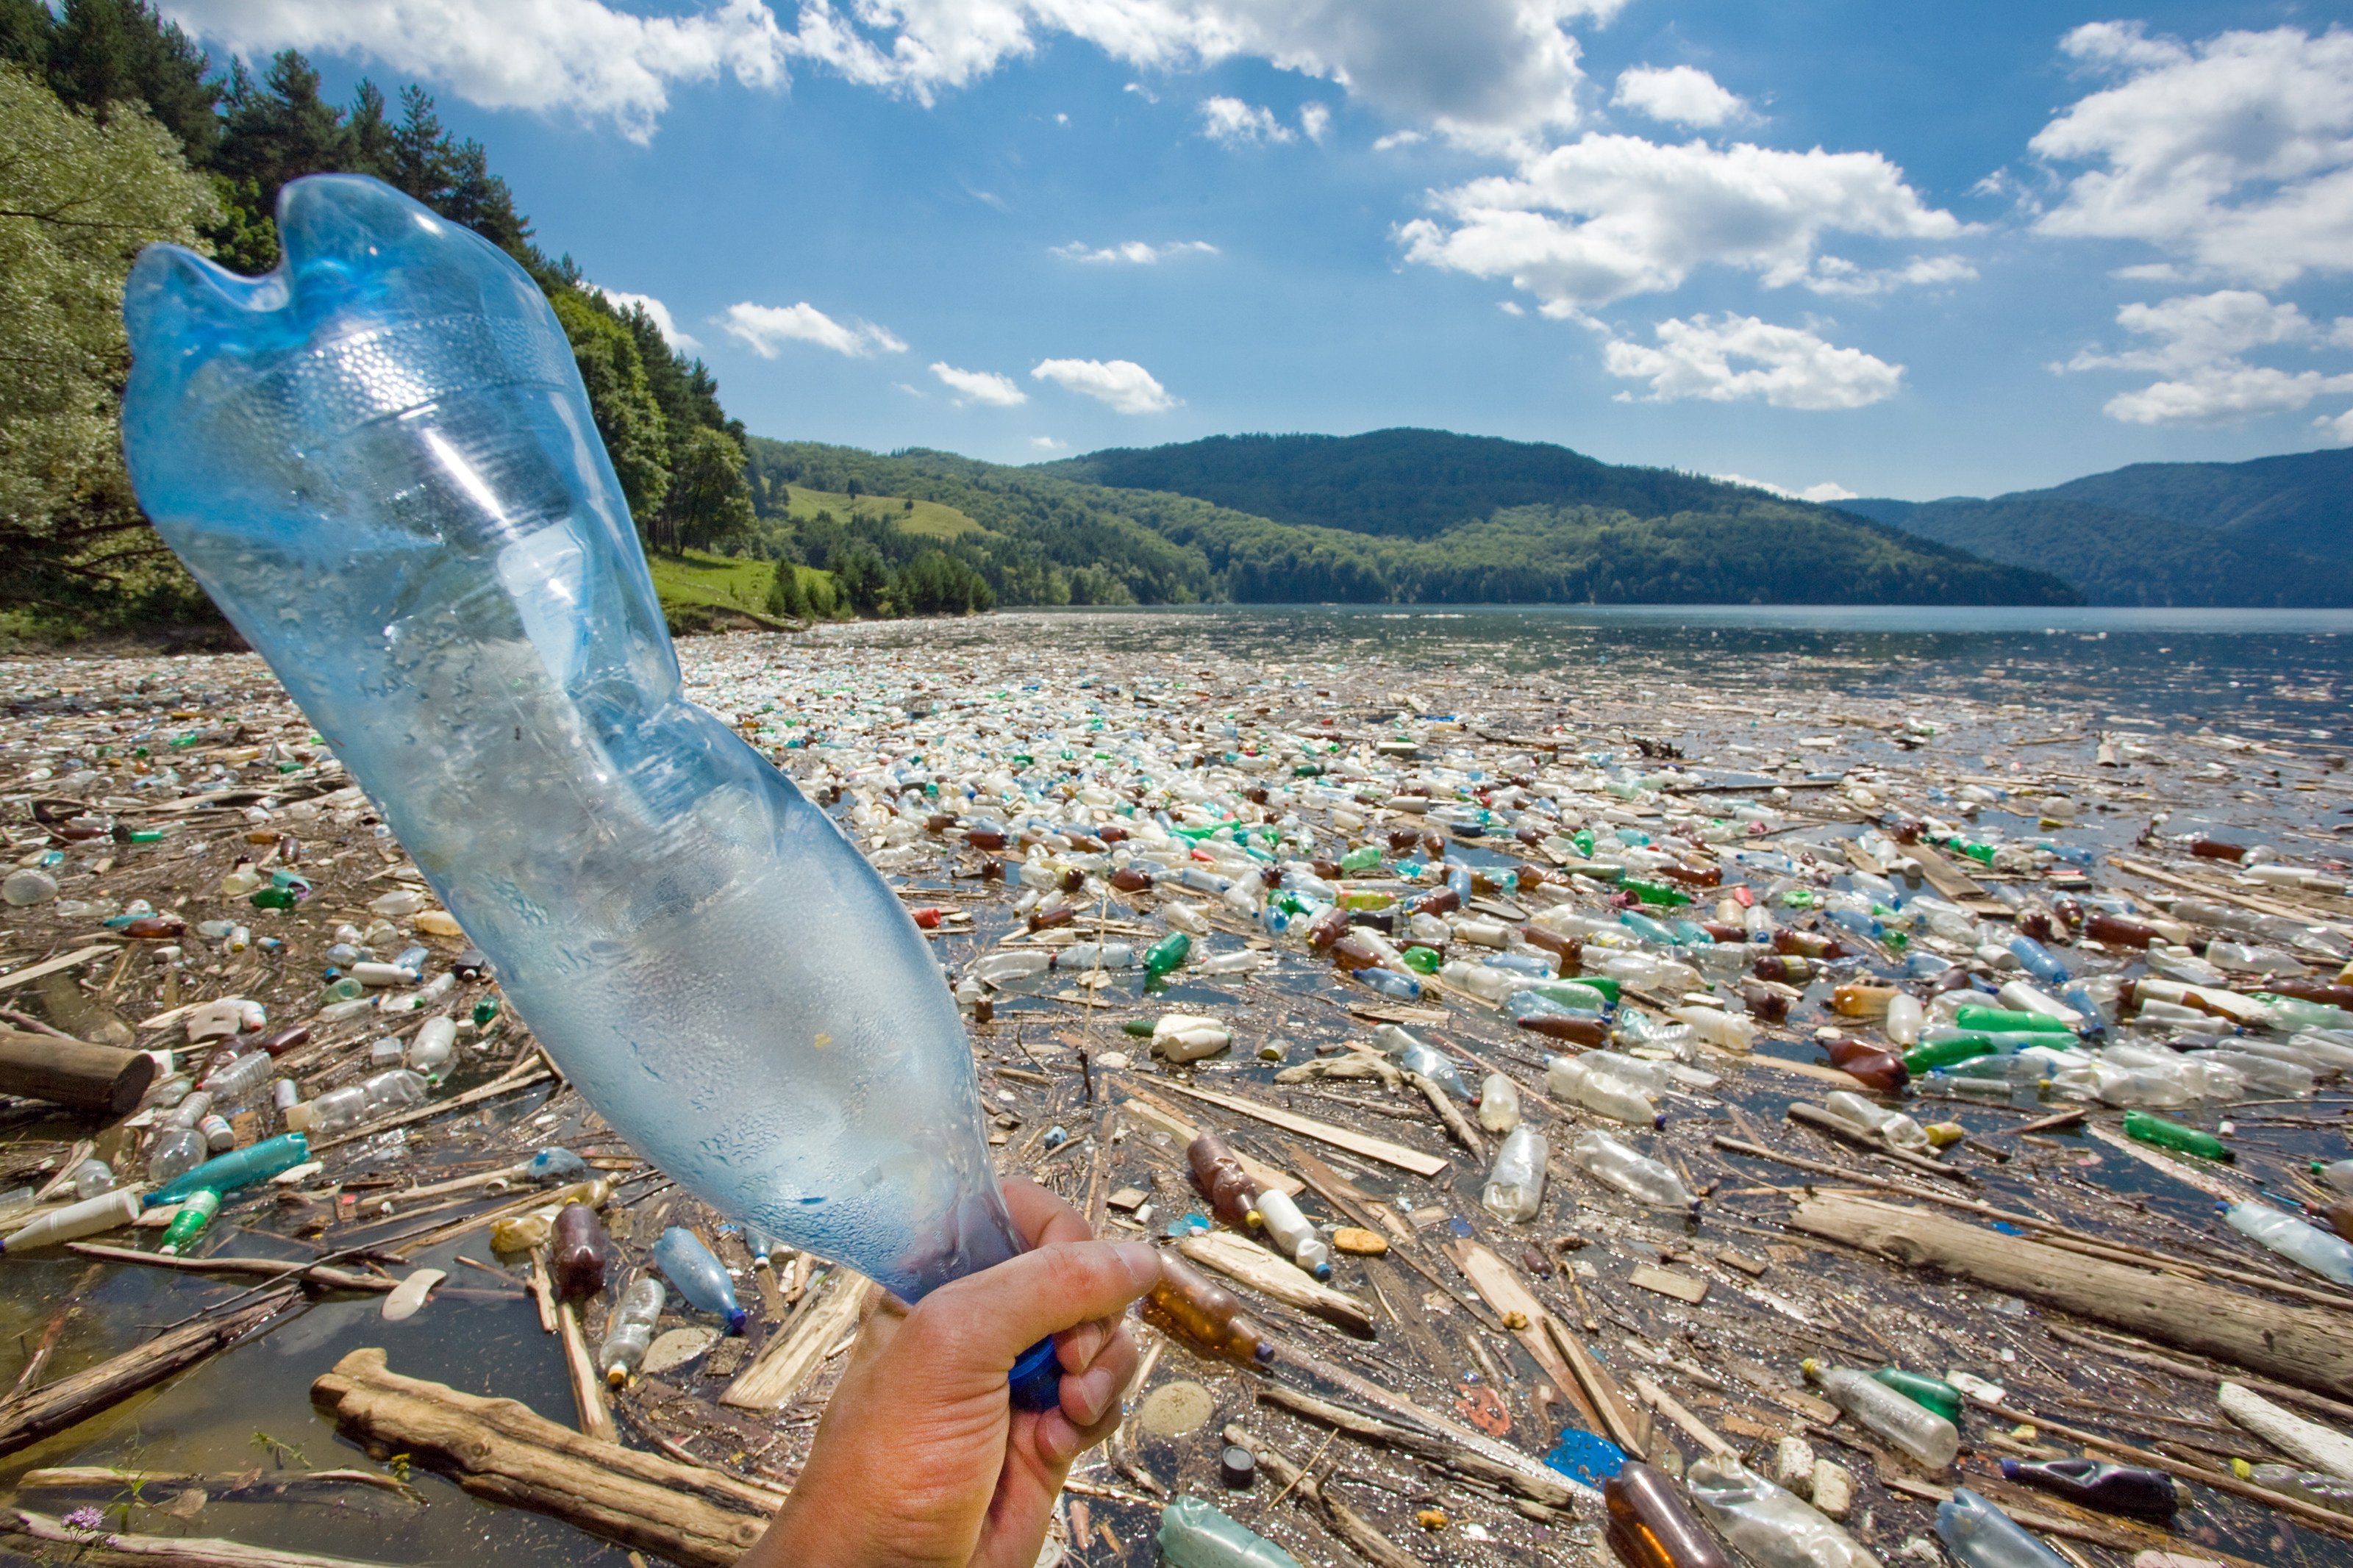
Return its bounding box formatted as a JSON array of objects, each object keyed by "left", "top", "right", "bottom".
[
  {"left": 738, "top": 432, "right": 2081, "bottom": 608},
  {"left": 1842, "top": 449, "right": 2353, "bottom": 607}
]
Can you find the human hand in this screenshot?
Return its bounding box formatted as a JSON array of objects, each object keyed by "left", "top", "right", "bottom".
[{"left": 746, "top": 1180, "right": 1157, "bottom": 1568}]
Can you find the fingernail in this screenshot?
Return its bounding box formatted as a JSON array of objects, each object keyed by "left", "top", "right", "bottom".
[
  {"left": 1113, "top": 1241, "right": 1160, "bottom": 1286},
  {"left": 1061, "top": 1322, "right": 1104, "bottom": 1370},
  {"left": 1072, "top": 1364, "right": 1118, "bottom": 1425}
]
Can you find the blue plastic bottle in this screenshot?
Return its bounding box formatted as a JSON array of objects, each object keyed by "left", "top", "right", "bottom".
[
  {"left": 121, "top": 176, "right": 1054, "bottom": 1407},
  {"left": 654, "top": 1226, "right": 749, "bottom": 1333}
]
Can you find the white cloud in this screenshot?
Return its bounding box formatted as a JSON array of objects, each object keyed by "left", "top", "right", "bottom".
[
  {"left": 718, "top": 301, "right": 907, "bottom": 358},
  {"left": 1601, "top": 314, "right": 1905, "bottom": 409},
  {"left": 1399, "top": 134, "right": 1965, "bottom": 312},
  {"left": 1031, "top": 435, "right": 1068, "bottom": 450},
  {"left": 1612, "top": 65, "right": 1744, "bottom": 128},
  {"left": 174, "top": 0, "right": 1623, "bottom": 148},
  {"left": 1032, "top": 357, "right": 1178, "bottom": 413},
  {"left": 588, "top": 285, "right": 701, "bottom": 351},
  {"left": 1715, "top": 473, "right": 1860, "bottom": 503},
  {"left": 1199, "top": 96, "right": 1293, "bottom": 145},
  {"left": 2030, "top": 23, "right": 2353, "bottom": 287},
  {"left": 164, "top": 0, "right": 788, "bottom": 142},
  {"left": 2059, "top": 288, "right": 2353, "bottom": 424},
  {"left": 1374, "top": 129, "right": 1427, "bottom": 151},
  {"left": 929, "top": 361, "right": 1029, "bottom": 406},
  {"left": 1299, "top": 102, "right": 1332, "bottom": 143},
  {"left": 1498, "top": 300, "right": 1525, "bottom": 315},
  {"left": 1049, "top": 239, "right": 1220, "bottom": 264},
  {"left": 1803, "top": 254, "right": 1977, "bottom": 298},
  {"left": 2317, "top": 409, "right": 2353, "bottom": 443}
]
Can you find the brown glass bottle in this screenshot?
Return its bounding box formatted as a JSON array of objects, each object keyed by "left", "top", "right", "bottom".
[
  {"left": 550, "top": 1203, "right": 610, "bottom": 1300},
  {"left": 1141, "top": 1254, "right": 1275, "bottom": 1367},
  {"left": 1187, "top": 1132, "right": 1262, "bottom": 1229},
  {"left": 1740, "top": 984, "right": 1790, "bottom": 1023},
  {"left": 1110, "top": 866, "right": 1154, "bottom": 893},
  {"left": 1752, "top": 953, "right": 1816, "bottom": 984},
  {"left": 1825, "top": 1037, "right": 1909, "bottom": 1093},
  {"left": 2265, "top": 979, "right": 2353, "bottom": 1010},
  {"left": 1515, "top": 1014, "right": 1606, "bottom": 1046},
  {"left": 1605, "top": 1461, "right": 1736, "bottom": 1568},
  {"left": 1411, "top": 887, "right": 1462, "bottom": 917},
  {"left": 1329, "top": 933, "right": 1385, "bottom": 972},
  {"left": 2083, "top": 912, "right": 2158, "bottom": 949}
]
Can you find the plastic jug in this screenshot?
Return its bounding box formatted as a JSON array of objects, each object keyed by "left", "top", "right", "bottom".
[{"left": 123, "top": 176, "right": 1043, "bottom": 1395}]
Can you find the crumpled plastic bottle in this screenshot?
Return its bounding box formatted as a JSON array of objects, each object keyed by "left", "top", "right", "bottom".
[{"left": 120, "top": 177, "right": 1032, "bottom": 1360}]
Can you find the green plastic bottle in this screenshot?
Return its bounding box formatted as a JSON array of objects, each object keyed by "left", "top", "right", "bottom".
[
  {"left": 2122, "top": 1110, "right": 2233, "bottom": 1164},
  {"left": 1538, "top": 976, "right": 1618, "bottom": 1006},
  {"left": 1339, "top": 845, "right": 1383, "bottom": 876},
  {"left": 1872, "top": 1367, "right": 1964, "bottom": 1425},
  {"left": 1400, "top": 946, "right": 1442, "bottom": 975},
  {"left": 1903, "top": 1034, "right": 1997, "bottom": 1075},
  {"left": 146, "top": 1132, "right": 312, "bottom": 1205},
  {"left": 158, "top": 1189, "right": 221, "bottom": 1256},
  {"left": 1952, "top": 1006, "right": 2071, "bottom": 1035},
  {"left": 1621, "top": 879, "right": 1692, "bottom": 908},
  {"left": 1144, "top": 932, "right": 1192, "bottom": 979},
  {"left": 1121, "top": 1018, "right": 1156, "bottom": 1039}
]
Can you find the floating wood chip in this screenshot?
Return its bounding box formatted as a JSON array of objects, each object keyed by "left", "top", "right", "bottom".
[
  {"left": 1106, "top": 1186, "right": 1149, "bottom": 1212},
  {"left": 1149, "top": 1081, "right": 1450, "bottom": 1178},
  {"left": 1178, "top": 1231, "right": 1375, "bottom": 1339},
  {"left": 1628, "top": 1264, "right": 1709, "bottom": 1305},
  {"left": 721, "top": 1270, "right": 868, "bottom": 1411}
]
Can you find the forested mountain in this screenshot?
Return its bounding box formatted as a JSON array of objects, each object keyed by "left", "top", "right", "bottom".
[
  {"left": 1, "top": 1, "right": 755, "bottom": 635},
  {"left": 1843, "top": 449, "right": 2353, "bottom": 606},
  {"left": 744, "top": 438, "right": 2082, "bottom": 608}
]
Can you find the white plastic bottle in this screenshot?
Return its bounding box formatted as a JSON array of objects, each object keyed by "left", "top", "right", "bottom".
[
  {"left": 1547, "top": 1055, "right": 1660, "bottom": 1127},
  {"left": 1254, "top": 1189, "right": 1332, "bottom": 1280},
  {"left": 1477, "top": 1073, "right": 1521, "bottom": 1134},
  {"left": 1568, "top": 1129, "right": 1693, "bottom": 1211},
  {"left": 407, "top": 1015, "right": 457, "bottom": 1081},
  {"left": 2227, "top": 1201, "right": 2353, "bottom": 1289}
]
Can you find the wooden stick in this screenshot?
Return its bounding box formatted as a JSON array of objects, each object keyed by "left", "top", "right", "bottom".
[
  {"left": 1146, "top": 1080, "right": 1451, "bottom": 1178},
  {"left": 1251, "top": 1381, "right": 1576, "bottom": 1507},
  {"left": 0, "top": 1289, "right": 299, "bottom": 1458},
  {"left": 0, "top": 945, "right": 118, "bottom": 996},
  {"left": 1406, "top": 1072, "right": 1485, "bottom": 1159},
  {"left": 1177, "top": 1232, "right": 1374, "bottom": 1338},
  {"left": 2041, "top": 1324, "right": 2353, "bottom": 1425},
  {"left": 557, "top": 1302, "right": 618, "bottom": 1442},
  {"left": 66, "top": 1242, "right": 392, "bottom": 1295},
  {"left": 1784, "top": 1103, "right": 1971, "bottom": 1184},
  {"left": 0, "top": 1508, "right": 401, "bottom": 1568},
  {"left": 19, "top": 1465, "right": 420, "bottom": 1502},
  {"left": 310, "top": 1348, "right": 771, "bottom": 1567},
  {"left": 1788, "top": 1192, "right": 2353, "bottom": 1400}
]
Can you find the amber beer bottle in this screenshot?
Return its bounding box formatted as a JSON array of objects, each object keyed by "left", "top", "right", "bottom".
[
  {"left": 1186, "top": 1131, "right": 1263, "bottom": 1230},
  {"left": 1516, "top": 1013, "right": 1607, "bottom": 1047},
  {"left": 2083, "top": 911, "right": 2159, "bottom": 948},
  {"left": 1605, "top": 1461, "right": 1736, "bottom": 1568},
  {"left": 1824, "top": 1037, "right": 1910, "bottom": 1094},
  {"left": 1141, "top": 1254, "right": 1275, "bottom": 1367},
  {"left": 1752, "top": 953, "right": 1817, "bottom": 984}
]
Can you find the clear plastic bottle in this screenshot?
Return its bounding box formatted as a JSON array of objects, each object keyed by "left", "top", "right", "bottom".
[
  {"left": 200, "top": 1051, "right": 274, "bottom": 1102},
  {"left": 1568, "top": 1130, "right": 1693, "bottom": 1211},
  {"left": 1157, "top": 1495, "right": 1303, "bottom": 1568},
  {"left": 1549, "top": 1056, "right": 1663, "bottom": 1127},
  {"left": 1935, "top": 1487, "right": 2066, "bottom": 1568},
  {"left": 407, "top": 1015, "right": 457, "bottom": 1081},
  {"left": 1821, "top": 1091, "right": 1930, "bottom": 1153},
  {"left": 1884, "top": 994, "right": 1924, "bottom": 1047},
  {"left": 1805, "top": 1359, "right": 1959, "bottom": 1468},
  {"left": 2225, "top": 1201, "right": 2353, "bottom": 1289},
  {"left": 147, "top": 1125, "right": 208, "bottom": 1186},
  {"left": 1684, "top": 1456, "right": 1882, "bottom": 1568},
  {"left": 1481, "top": 1125, "right": 1548, "bottom": 1222},
  {"left": 121, "top": 173, "right": 1026, "bottom": 1311},
  {"left": 2249, "top": 1463, "right": 2353, "bottom": 1517},
  {"left": 654, "top": 1225, "right": 748, "bottom": 1332},
  {"left": 1252, "top": 1189, "right": 1332, "bottom": 1280},
  {"left": 69, "top": 1158, "right": 116, "bottom": 1201},
  {"left": 598, "top": 1276, "right": 666, "bottom": 1386}
]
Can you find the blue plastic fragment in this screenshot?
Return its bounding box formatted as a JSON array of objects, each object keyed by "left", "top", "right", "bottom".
[{"left": 1545, "top": 1428, "right": 1630, "bottom": 1489}]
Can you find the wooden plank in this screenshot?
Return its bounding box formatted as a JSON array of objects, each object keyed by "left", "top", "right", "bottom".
[
  {"left": 720, "top": 1270, "right": 867, "bottom": 1411},
  {"left": 1177, "top": 1232, "right": 1374, "bottom": 1337},
  {"left": 557, "top": 1302, "right": 618, "bottom": 1442},
  {"left": 0, "top": 945, "right": 118, "bottom": 995},
  {"left": 1144, "top": 1080, "right": 1451, "bottom": 1179},
  {"left": 1629, "top": 1372, "right": 1735, "bottom": 1456},
  {"left": 1447, "top": 1239, "right": 1651, "bottom": 1456}
]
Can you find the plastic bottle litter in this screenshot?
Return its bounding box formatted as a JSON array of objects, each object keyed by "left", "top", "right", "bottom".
[
  {"left": 1606, "top": 1460, "right": 1738, "bottom": 1568},
  {"left": 1820, "top": 1091, "right": 1930, "bottom": 1153},
  {"left": 158, "top": 1189, "right": 221, "bottom": 1256},
  {"left": 653, "top": 1226, "right": 748, "bottom": 1332},
  {"left": 1141, "top": 1254, "right": 1274, "bottom": 1367},
  {"left": 1481, "top": 1125, "right": 1549, "bottom": 1222},
  {"left": 1685, "top": 1455, "right": 1883, "bottom": 1568},
  {"left": 598, "top": 1276, "right": 666, "bottom": 1385},
  {"left": 1157, "top": 1495, "right": 1302, "bottom": 1568},
  {"left": 551, "top": 1202, "right": 610, "bottom": 1299},
  {"left": 1188, "top": 1133, "right": 1263, "bottom": 1229},
  {"left": 1568, "top": 1130, "right": 1695, "bottom": 1211},
  {"left": 121, "top": 174, "right": 1039, "bottom": 1338},
  {"left": 1935, "top": 1487, "right": 2068, "bottom": 1568},
  {"left": 2225, "top": 1201, "right": 2353, "bottom": 1288},
  {"left": 1476, "top": 1072, "right": 1522, "bottom": 1133},
  {"left": 1549, "top": 1056, "right": 1663, "bottom": 1127},
  {"left": 1805, "top": 1358, "right": 1959, "bottom": 1468},
  {"left": 146, "top": 1134, "right": 311, "bottom": 1206},
  {"left": 1252, "top": 1188, "right": 1332, "bottom": 1279},
  {"left": 1997, "top": 1458, "right": 2176, "bottom": 1522},
  {"left": 0, "top": 1189, "right": 143, "bottom": 1253}
]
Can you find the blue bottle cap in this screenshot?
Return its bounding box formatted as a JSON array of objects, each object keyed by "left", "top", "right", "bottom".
[
  {"left": 726, "top": 1308, "right": 749, "bottom": 1334},
  {"left": 1008, "top": 1336, "right": 1062, "bottom": 1411}
]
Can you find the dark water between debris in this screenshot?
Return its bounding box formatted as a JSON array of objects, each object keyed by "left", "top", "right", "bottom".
[{"left": 1, "top": 605, "right": 2347, "bottom": 1567}]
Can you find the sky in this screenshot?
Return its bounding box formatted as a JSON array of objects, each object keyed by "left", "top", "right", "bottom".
[{"left": 158, "top": 0, "right": 2353, "bottom": 502}]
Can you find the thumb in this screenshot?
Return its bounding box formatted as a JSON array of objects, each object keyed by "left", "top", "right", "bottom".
[{"left": 903, "top": 1238, "right": 1160, "bottom": 1378}]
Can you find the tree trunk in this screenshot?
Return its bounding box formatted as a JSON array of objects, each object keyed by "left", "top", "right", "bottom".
[
  {"left": 1788, "top": 1193, "right": 2353, "bottom": 1400},
  {"left": 0, "top": 1030, "right": 154, "bottom": 1114},
  {"left": 310, "top": 1347, "right": 774, "bottom": 1568}
]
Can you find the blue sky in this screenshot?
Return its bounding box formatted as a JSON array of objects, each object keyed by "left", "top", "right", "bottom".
[{"left": 165, "top": 1, "right": 2353, "bottom": 501}]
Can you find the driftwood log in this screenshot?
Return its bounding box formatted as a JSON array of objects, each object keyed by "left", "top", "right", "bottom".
[
  {"left": 0, "top": 1508, "right": 399, "bottom": 1568},
  {"left": 0, "top": 1288, "right": 299, "bottom": 1458},
  {"left": 310, "top": 1347, "right": 774, "bottom": 1568},
  {"left": 1788, "top": 1193, "right": 2353, "bottom": 1400},
  {"left": 0, "top": 1030, "right": 153, "bottom": 1114}
]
